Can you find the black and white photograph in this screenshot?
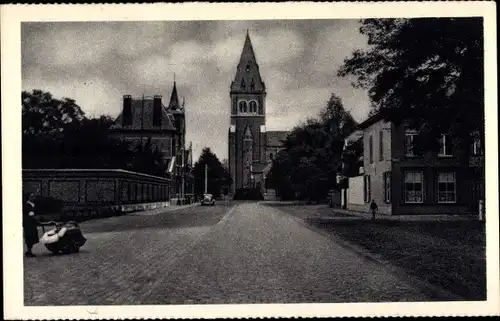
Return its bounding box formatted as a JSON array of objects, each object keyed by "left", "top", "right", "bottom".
[{"left": 2, "top": 2, "right": 499, "bottom": 319}]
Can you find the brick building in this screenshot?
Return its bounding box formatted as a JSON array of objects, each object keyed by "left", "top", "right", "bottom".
[
  {"left": 228, "top": 31, "right": 288, "bottom": 195},
  {"left": 109, "top": 82, "right": 193, "bottom": 200},
  {"left": 344, "top": 112, "right": 484, "bottom": 215}
]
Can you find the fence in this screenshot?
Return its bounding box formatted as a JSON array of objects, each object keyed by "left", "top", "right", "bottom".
[{"left": 23, "top": 169, "right": 172, "bottom": 220}]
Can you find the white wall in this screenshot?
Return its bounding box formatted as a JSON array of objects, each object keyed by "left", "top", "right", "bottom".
[{"left": 347, "top": 176, "right": 364, "bottom": 205}]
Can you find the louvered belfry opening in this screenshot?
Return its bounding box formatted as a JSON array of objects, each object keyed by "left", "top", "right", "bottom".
[
  {"left": 122, "top": 95, "right": 132, "bottom": 126},
  {"left": 153, "top": 95, "right": 162, "bottom": 127}
]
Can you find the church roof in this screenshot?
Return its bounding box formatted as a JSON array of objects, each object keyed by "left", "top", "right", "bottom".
[
  {"left": 230, "top": 31, "right": 266, "bottom": 93},
  {"left": 266, "top": 131, "right": 289, "bottom": 147},
  {"left": 110, "top": 97, "right": 176, "bottom": 131},
  {"left": 168, "top": 82, "right": 182, "bottom": 112}
]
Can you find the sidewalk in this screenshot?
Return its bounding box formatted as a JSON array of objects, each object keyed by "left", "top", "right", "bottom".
[
  {"left": 330, "top": 208, "right": 479, "bottom": 222},
  {"left": 131, "top": 202, "right": 199, "bottom": 216},
  {"left": 262, "top": 201, "right": 479, "bottom": 222}
]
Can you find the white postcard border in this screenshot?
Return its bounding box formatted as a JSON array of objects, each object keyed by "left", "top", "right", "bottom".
[{"left": 2, "top": 2, "right": 498, "bottom": 319}]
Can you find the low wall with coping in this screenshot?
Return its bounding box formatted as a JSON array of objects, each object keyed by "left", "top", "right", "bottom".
[{"left": 23, "top": 169, "right": 173, "bottom": 220}]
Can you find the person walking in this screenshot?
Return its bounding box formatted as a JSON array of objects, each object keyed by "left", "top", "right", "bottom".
[
  {"left": 370, "top": 199, "right": 378, "bottom": 220},
  {"left": 23, "top": 193, "right": 40, "bottom": 257}
]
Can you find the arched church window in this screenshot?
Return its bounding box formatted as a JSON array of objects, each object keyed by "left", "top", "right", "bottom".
[
  {"left": 249, "top": 101, "right": 257, "bottom": 113},
  {"left": 250, "top": 78, "right": 255, "bottom": 90},
  {"left": 241, "top": 79, "right": 246, "bottom": 89},
  {"left": 239, "top": 101, "right": 247, "bottom": 113}
]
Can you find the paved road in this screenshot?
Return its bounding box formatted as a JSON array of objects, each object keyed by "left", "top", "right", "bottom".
[{"left": 24, "top": 202, "right": 451, "bottom": 305}]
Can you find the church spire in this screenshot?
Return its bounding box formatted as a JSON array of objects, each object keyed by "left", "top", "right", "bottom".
[
  {"left": 168, "top": 81, "right": 181, "bottom": 111},
  {"left": 231, "top": 31, "right": 265, "bottom": 93}
]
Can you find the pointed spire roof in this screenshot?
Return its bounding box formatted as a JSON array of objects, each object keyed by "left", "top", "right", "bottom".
[
  {"left": 168, "top": 81, "right": 181, "bottom": 111},
  {"left": 231, "top": 31, "right": 265, "bottom": 93}
]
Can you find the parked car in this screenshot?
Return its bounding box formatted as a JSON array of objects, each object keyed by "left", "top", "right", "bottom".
[{"left": 201, "top": 193, "right": 215, "bottom": 206}]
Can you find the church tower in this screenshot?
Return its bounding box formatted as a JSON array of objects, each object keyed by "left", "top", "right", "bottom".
[{"left": 228, "top": 31, "right": 267, "bottom": 194}]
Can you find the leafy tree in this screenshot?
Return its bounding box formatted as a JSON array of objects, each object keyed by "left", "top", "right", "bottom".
[
  {"left": 267, "top": 94, "right": 357, "bottom": 201},
  {"left": 338, "top": 17, "right": 484, "bottom": 153},
  {"left": 192, "top": 147, "right": 231, "bottom": 198},
  {"left": 22, "top": 90, "right": 166, "bottom": 176},
  {"left": 22, "top": 89, "right": 85, "bottom": 136}
]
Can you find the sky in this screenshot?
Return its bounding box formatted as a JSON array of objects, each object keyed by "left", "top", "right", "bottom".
[{"left": 22, "top": 20, "right": 371, "bottom": 161}]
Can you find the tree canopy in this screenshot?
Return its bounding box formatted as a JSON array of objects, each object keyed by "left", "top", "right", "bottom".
[
  {"left": 22, "top": 89, "right": 166, "bottom": 176},
  {"left": 266, "top": 93, "right": 357, "bottom": 201},
  {"left": 338, "top": 18, "right": 484, "bottom": 152},
  {"left": 192, "top": 147, "right": 231, "bottom": 198}
]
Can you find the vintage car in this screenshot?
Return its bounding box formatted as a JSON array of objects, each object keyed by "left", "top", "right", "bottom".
[{"left": 201, "top": 193, "right": 215, "bottom": 206}]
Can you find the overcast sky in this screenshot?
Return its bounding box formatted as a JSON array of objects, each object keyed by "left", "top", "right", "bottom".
[{"left": 22, "top": 20, "right": 371, "bottom": 161}]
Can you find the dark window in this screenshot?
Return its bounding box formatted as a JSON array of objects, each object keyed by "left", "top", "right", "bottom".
[
  {"left": 404, "top": 171, "right": 424, "bottom": 203},
  {"left": 472, "top": 136, "right": 483, "bottom": 155},
  {"left": 364, "top": 175, "right": 371, "bottom": 203},
  {"left": 379, "top": 131, "right": 384, "bottom": 161},
  {"left": 438, "top": 134, "right": 453, "bottom": 156},
  {"left": 241, "top": 79, "right": 246, "bottom": 89},
  {"left": 249, "top": 101, "right": 257, "bottom": 113},
  {"left": 405, "top": 130, "right": 418, "bottom": 156},
  {"left": 239, "top": 101, "right": 247, "bottom": 113},
  {"left": 369, "top": 136, "right": 373, "bottom": 164},
  {"left": 437, "top": 172, "right": 456, "bottom": 203},
  {"left": 250, "top": 78, "right": 255, "bottom": 90},
  {"left": 246, "top": 64, "right": 250, "bottom": 72},
  {"left": 384, "top": 171, "right": 391, "bottom": 203}
]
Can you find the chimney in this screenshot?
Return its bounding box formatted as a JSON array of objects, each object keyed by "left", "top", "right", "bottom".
[
  {"left": 153, "top": 95, "right": 162, "bottom": 127},
  {"left": 122, "top": 95, "right": 132, "bottom": 127}
]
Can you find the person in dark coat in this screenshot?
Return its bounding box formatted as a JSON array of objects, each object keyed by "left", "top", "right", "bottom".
[
  {"left": 370, "top": 199, "right": 378, "bottom": 220},
  {"left": 23, "top": 193, "right": 40, "bottom": 257}
]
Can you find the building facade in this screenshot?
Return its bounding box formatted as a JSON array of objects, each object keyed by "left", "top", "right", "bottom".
[
  {"left": 109, "top": 82, "right": 193, "bottom": 200},
  {"left": 344, "top": 113, "right": 484, "bottom": 215},
  {"left": 228, "top": 32, "right": 288, "bottom": 194}
]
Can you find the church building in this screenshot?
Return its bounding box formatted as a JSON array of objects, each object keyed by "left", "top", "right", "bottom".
[{"left": 228, "top": 31, "right": 289, "bottom": 195}]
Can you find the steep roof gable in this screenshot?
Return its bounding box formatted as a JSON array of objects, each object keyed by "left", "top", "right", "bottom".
[
  {"left": 231, "top": 31, "right": 266, "bottom": 93},
  {"left": 110, "top": 97, "right": 176, "bottom": 131}
]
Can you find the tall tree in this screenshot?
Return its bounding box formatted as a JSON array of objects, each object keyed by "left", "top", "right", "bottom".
[
  {"left": 338, "top": 18, "right": 484, "bottom": 152},
  {"left": 267, "top": 94, "right": 357, "bottom": 201},
  {"left": 192, "top": 147, "right": 231, "bottom": 198}
]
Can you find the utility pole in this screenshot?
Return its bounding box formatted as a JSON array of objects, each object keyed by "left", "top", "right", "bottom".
[{"left": 205, "top": 164, "right": 208, "bottom": 194}]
